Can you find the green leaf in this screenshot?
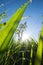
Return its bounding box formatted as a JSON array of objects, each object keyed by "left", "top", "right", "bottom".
[{"left": 0, "top": 1, "right": 29, "bottom": 52}]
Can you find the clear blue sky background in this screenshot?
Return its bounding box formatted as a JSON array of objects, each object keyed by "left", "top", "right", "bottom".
[{"left": 0, "top": 0, "right": 43, "bottom": 41}]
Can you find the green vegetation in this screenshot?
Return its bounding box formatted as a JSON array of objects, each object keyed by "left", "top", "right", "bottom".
[
  {"left": 0, "top": 22, "right": 43, "bottom": 65},
  {"left": 0, "top": 0, "right": 43, "bottom": 65}
]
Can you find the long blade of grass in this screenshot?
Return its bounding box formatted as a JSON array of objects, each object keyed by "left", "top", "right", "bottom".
[
  {"left": 0, "top": 1, "right": 29, "bottom": 52},
  {"left": 34, "top": 24, "right": 43, "bottom": 65}
]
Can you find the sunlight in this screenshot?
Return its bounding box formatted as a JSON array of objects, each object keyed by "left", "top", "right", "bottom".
[{"left": 22, "top": 32, "right": 30, "bottom": 41}]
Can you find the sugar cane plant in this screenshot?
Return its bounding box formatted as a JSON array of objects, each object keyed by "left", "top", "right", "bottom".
[{"left": 0, "top": 0, "right": 43, "bottom": 65}]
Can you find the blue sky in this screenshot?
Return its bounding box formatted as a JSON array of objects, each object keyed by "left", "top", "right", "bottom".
[{"left": 0, "top": 0, "right": 43, "bottom": 41}]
